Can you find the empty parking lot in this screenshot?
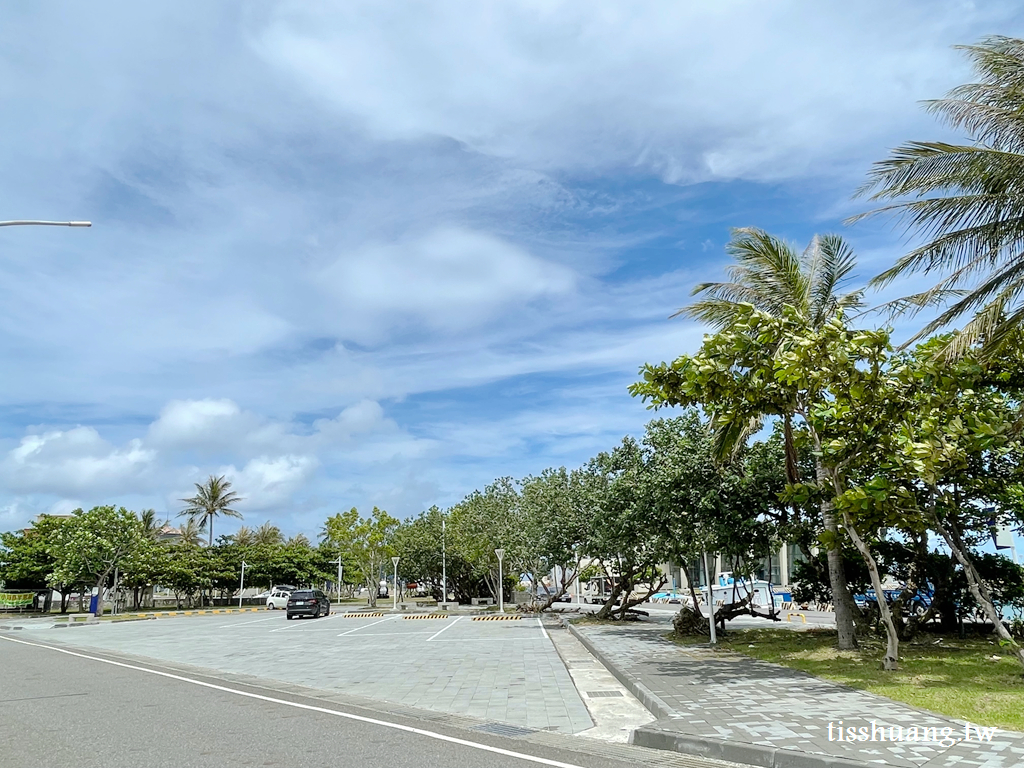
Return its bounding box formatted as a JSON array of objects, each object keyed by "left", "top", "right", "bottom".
[{"left": 19, "top": 611, "right": 594, "bottom": 733}]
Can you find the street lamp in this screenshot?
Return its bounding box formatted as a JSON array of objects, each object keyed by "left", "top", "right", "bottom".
[
  {"left": 238, "top": 561, "right": 247, "bottom": 609},
  {"left": 0, "top": 220, "right": 91, "bottom": 227},
  {"left": 335, "top": 556, "right": 344, "bottom": 601},
  {"left": 495, "top": 549, "right": 505, "bottom": 613},
  {"left": 392, "top": 556, "right": 400, "bottom": 611},
  {"left": 441, "top": 514, "right": 447, "bottom": 604},
  {"left": 704, "top": 551, "right": 717, "bottom": 645}
]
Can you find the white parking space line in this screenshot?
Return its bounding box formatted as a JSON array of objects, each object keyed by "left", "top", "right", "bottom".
[
  {"left": 0, "top": 635, "right": 589, "bottom": 768},
  {"left": 425, "top": 616, "right": 462, "bottom": 642},
  {"left": 218, "top": 616, "right": 278, "bottom": 628},
  {"left": 337, "top": 616, "right": 397, "bottom": 636},
  {"left": 536, "top": 618, "right": 550, "bottom": 641},
  {"left": 331, "top": 631, "right": 435, "bottom": 637}
]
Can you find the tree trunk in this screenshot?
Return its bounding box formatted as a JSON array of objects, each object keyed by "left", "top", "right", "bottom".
[
  {"left": 822, "top": 507, "right": 859, "bottom": 649},
  {"left": 93, "top": 569, "right": 111, "bottom": 618},
  {"left": 933, "top": 513, "right": 1024, "bottom": 671},
  {"left": 596, "top": 579, "right": 626, "bottom": 620},
  {"left": 841, "top": 512, "right": 899, "bottom": 670},
  {"left": 812, "top": 454, "right": 859, "bottom": 648}
]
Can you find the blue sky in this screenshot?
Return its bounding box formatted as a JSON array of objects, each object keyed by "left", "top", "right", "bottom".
[{"left": 1, "top": 2, "right": 1023, "bottom": 545}]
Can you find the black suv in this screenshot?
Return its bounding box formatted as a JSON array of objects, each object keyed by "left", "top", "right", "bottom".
[{"left": 286, "top": 589, "right": 330, "bottom": 620}]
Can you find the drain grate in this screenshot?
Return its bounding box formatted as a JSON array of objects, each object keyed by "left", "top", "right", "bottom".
[
  {"left": 472, "top": 723, "right": 537, "bottom": 738},
  {"left": 586, "top": 690, "right": 624, "bottom": 698}
]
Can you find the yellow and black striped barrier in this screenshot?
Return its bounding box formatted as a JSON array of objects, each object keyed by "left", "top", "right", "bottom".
[
  {"left": 472, "top": 615, "right": 521, "bottom": 621},
  {"left": 96, "top": 607, "right": 264, "bottom": 621},
  {"left": 343, "top": 612, "right": 386, "bottom": 618},
  {"left": 404, "top": 614, "right": 448, "bottom": 620}
]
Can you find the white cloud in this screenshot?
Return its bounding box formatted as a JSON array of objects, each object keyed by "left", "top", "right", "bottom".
[
  {"left": 2, "top": 427, "right": 155, "bottom": 496},
  {"left": 0, "top": 3, "right": 1020, "bottom": 536},
  {"left": 256, "top": 1, "right": 1015, "bottom": 182},
  {"left": 222, "top": 455, "right": 319, "bottom": 510},
  {"left": 316, "top": 227, "right": 575, "bottom": 342}
]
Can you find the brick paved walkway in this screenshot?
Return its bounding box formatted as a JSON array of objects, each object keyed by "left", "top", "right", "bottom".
[{"left": 570, "top": 620, "right": 1024, "bottom": 768}]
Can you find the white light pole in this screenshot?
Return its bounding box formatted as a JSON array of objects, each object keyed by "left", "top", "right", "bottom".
[
  {"left": 704, "top": 552, "right": 717, "bottom": 644},
  {"left": 495, "top": 549, "right": 505, "bottom": 613},
  {"left": 335, "top": 556, "right": 344, "bottom": 600},
  {"left": 0, "top": 220, "right": 91, "bottom": 227},
  {"left": 441, "top": 514, "right": 447, "bottom": 603},
  {"left": 238, "top": 561, "right": 247, "bottom": 608},
  {"left": 392, "top": 556, "right": 400, "bottom": 610}
]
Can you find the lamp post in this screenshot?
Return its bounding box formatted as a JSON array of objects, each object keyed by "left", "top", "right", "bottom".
[
  {"left": 441, "top": 514, "right": 447, "bottom": 603},
  {"left": 335, "top": 556, "right": 344, "bottom": 601},
  {"left": 495, "top": 549, "right": 505, "bottom": 613},
  {"left": 392, "top": 556, "right": 400, "bottom": 611},
  {"left": 238, "top": 561, "right": 247, "bottom": 609},
  {"left": 704, "top": 551, "right": 717, "bottom": 644},
  {"left": 0, "top": 220, "right": 91, "bottom": 227}
]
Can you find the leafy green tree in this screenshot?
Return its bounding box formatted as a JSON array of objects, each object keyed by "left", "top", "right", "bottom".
[
  {"left": 179, "top": 475, "right": 244, "bottom": 547},
  {"left": 520, "top": 467, "right": 593, "bottom": 610},
  {"left": 633, "top": 308, "right": 905, "bottom": 666},
  {"left": 449, "top": 479, "right": 527, "bottom": 605},
  {"left": 322, "top": 507, "right": 399, "bottom": 607},
  {"left": 675, "top": 227, "right": 865, "bottom": 648},
  {"left": 857, "top": 36, "right": 1024, "bottom": 354},
  {"left": 582, "top": 438, "right": 672, "bottom": 620},
  {"left": 48, "top": 506, "right": 145, "bottom": 617},
  {"left": 0, "top": 515, "right": 74, "bottom": 611},
  {"left": 157, "top": 542, "right": 213, "bottom": 608}
]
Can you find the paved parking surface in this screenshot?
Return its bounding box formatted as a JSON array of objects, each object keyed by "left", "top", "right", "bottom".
[{"left": 21, "top": 612, "right": 594, "bottom": 734}]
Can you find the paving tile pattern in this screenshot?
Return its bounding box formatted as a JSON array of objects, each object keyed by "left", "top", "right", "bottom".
[
  {"left": 574, "top": 621, "right": 1024, "bottom": 768},
  {"left": 21, "top": 613, "right": 593, "bottom": 734}
]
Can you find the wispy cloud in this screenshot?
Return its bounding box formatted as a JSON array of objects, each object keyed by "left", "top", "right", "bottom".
[{"left": 0, "top": 2, "right": 1019, "bottom": 534}]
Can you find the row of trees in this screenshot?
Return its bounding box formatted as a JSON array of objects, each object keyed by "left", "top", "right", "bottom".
[
  {"left": 0, "top": 505, "right": 332, "bottom": 612},
  {"left": 622, "top": 36, "right": 1024, "bottom": 672}
]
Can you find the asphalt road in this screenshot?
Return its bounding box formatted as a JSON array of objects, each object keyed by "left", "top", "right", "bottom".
[{"left": 0, "top": 635, "right": 661, "bottom": 768}]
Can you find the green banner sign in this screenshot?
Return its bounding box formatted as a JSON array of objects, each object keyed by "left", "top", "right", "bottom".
[{"left": 0, "top": 591, "right": 35, "bottom": 608}]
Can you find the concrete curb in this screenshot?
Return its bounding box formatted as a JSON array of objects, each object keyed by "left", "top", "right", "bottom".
[
  {"left": 632, "top": 725, "right": 877, "bottom": 768},
  {"left": 564, "top": 619, "right": 674, "bottom": 720},
  {"left": 565, "top": 620, "right": 878, "bottom": 768}
]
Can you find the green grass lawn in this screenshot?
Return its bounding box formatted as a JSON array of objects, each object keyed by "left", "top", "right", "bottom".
[{"left": 669, "top": 628, "right": 1024, "bottom": 731}]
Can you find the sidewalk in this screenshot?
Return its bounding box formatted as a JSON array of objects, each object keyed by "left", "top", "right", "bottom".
[{"left": 568, "top": 619, "right": 1024, "bottom": 768}]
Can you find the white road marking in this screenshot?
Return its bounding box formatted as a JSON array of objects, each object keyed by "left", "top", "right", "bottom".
[
  {"left": 0, "top": 635, "right": 588, "bottom": 768},
  {"left": 331, "top": 631, "right": 434, "bottom": 637},
  {"left": 425, "top": 616, "right": 462, "bottom": 642},
  {"left": 337, "top": 616, "right": 397, "bottom": 636},
  {"left": 218, "top": 616, "right": 279, "bottom": 628},
  {"left": 269, "top": 612, "right": 343, "bottom": 632},
  {"left": 536, "top": 618, "right": 549, "bottom": 641}
]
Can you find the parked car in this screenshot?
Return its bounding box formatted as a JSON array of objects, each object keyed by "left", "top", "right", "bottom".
[
  {"left": 286, "top": 589, "right": 330, "bottom": 620},
  {"left": 266, "top": 588, "right": 293, "bottom": 610}
]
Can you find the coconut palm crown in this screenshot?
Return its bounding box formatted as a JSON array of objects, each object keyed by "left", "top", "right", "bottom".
[
  {"left": 856, "top": 36, "right": 1024, "bottom": 355},
  {"left": 676, "top": 227, "right": 864, "bottom": 470},
  {"left": 680, "top": 227, "right": 864, "bottom": 330},
  {"left": 178, "top": 475, "right": 244, "bottom": 547}
]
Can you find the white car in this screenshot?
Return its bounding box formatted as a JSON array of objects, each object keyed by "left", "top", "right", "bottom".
[{"left": 266, "top": 589, "right": 292, "bottom": 610}]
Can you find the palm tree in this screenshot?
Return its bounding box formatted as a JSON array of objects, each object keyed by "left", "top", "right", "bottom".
[
  {"left": 679, "top": 227, "right": 863, "bottom": 467},
  {"left": 856, "top": 36, "right": 1024, "bottom": 356},
  {"left": 677, "top": 226, "right": 864, "bottom": 650},
  {"left": 683, "top": 227, "right": 864, "bottom": 332},
  {"left": 253, "top": 521, "right": 283, "bottom": 547},
  {"left": 137, "top": 509, "right": 165, "bottom": 542},
  {"left": 233, "top": 526, "right": 255, "bottom": 548},
  {"left": 178, "top": 475, "right": 244, "bottom": 547},
  {"left": 177, "top": 519, "right": 204, "bottom": 547}
]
